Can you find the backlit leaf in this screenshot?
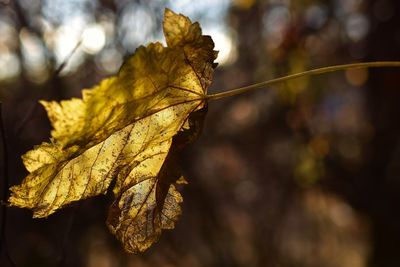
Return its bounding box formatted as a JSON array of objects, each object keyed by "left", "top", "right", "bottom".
[{"left": 9, "top": 9, "right": 217, "bottom": 253}]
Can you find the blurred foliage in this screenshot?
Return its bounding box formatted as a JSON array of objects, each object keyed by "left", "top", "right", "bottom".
[{"left": 1, "top": 0, "right": 400, "bottom": 267}]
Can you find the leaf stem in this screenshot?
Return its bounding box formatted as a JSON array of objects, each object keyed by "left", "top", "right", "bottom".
[{"left": 206, "top": 61, "right": 400, "bottom": 101}]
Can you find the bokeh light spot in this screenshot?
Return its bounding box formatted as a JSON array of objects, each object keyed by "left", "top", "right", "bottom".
[{"left": 82, "top": 24, "right": 106, "bottom": 54}]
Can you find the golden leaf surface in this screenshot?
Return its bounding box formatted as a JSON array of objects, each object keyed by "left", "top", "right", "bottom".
[{"left": 9, "top": 9, "right": 217, "bottom": 253}]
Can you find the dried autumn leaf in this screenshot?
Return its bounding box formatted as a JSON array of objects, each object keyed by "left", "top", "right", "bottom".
[{"left": 9, "top": 9, "right": 217, "bottom": 253}]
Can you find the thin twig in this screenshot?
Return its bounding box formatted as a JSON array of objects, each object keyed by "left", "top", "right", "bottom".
[
  {"left": 207, "top": 61, "right": 400, "bottom": 101},
  {"left": 53, "top": 40, "right": 82, "bottom": 76},
  {"left": 0, "top": 103, "right": 16, "bottom": 267},
  {"left": 15, "top": 40, "right": 82, "bottom": 136}
]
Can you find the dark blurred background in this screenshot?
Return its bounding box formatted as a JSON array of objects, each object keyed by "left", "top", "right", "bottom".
[{"left": 1, "top": 0, "right": 400, "bottom": 266}]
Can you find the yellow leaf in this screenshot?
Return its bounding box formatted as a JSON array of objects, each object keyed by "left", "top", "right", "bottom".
[{"left": 9, "top": 9, "right": 217, "bottom": 253}]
